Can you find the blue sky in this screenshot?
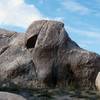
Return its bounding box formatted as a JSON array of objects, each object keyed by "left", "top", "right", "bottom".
[{"left": 0, "top": 0, "right": 100, "bottom": 54}]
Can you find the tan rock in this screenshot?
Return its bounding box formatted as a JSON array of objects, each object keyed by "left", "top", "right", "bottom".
[{"left": 95, "top": 72, "right": 100, "bottom": 91}]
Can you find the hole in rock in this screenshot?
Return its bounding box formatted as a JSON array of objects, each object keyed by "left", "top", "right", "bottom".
[{"left": 26, "top": 35, "right": 38, "bottom": 49}]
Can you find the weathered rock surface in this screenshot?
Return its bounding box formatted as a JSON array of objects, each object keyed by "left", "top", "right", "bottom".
[
  {"left": 0, "top": 28, "right": 36, "bottom": 89},
  {"left": 26, "top": 20, "right": 100, "bottom": 89},
  {"left": 0, "top": 92, "right": 26, "bottom": 100},
  {"left": 0, "top": 20, "right": 100, "bottom": 90}
]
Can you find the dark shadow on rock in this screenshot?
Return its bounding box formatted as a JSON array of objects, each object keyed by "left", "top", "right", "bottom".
[{"left": 26, "top": 34, "right": 38, "bottom": 49}]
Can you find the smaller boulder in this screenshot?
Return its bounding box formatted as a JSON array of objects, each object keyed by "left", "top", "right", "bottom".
[
  {"left": 95, "top": 72, "right": 100, "bottom": 91},
  {"left": 0, "top": 92, "right": 26, "bottom": 100}
]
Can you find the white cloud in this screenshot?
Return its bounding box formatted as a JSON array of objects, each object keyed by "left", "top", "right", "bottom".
[
  {"left": 0, "top": 0, "right": 44, "bottom": 28},
  {"left": 62, "top": 0, "right": 90, "bottom": 15},
  {"left": 51, "top": 17, "right": 64, "bottom": 22}
]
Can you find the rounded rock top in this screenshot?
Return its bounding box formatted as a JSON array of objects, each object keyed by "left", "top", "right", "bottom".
[{"left": 0, "top": 92, "right": 26, "bottom": 100}]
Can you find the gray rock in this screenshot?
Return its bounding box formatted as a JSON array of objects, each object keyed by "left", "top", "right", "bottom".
[
  {"left": 0, "top": 92, "right": 26, "bottom": 100},
  {"left": 0, "top": 20, "right": 100, "bottom": 90},
  {"left": 0, "top": 29, "right": 37, "bottom": 89},
  {"left": 26, "top": 20, "right": 100, "bottom": 89}
]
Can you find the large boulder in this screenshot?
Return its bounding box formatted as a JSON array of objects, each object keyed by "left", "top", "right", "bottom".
[
  {"left": 0, "top": 20, "right": 100, "bottom": 90},
  {"left": 26, "top": 20, "right": 100, "bottom": 89}
]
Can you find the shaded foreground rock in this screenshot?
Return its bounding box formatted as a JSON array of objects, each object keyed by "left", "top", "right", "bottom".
[
  {"left": 2, "top": 88, "right": 100, "bottom": 100},
  {"left": 0, "top": 20, "right": 100, "bottom": 90}
]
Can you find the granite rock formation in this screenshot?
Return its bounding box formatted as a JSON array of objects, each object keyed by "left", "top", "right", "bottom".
[
  {"left": 26, "top": 20, "right": 100, "bottom": 89},
  {"left": 0, "top": 20, "right": 100, "bottom": 90}
]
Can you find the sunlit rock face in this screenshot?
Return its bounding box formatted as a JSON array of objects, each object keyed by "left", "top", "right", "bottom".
[
  {"left": 0, "top": 20, "right": 100, "bottom": 90},
  {"left": 95, "top": 72, "right": 100, "bottom": 91}
]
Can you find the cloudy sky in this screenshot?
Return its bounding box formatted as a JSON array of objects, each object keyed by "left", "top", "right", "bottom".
[{"left": 0, "top": 0, "right": 100, "bottom": 54}]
